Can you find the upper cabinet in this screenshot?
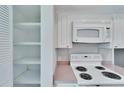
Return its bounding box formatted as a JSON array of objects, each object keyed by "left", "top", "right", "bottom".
[
  {"left": 57, "top": 15, "right": 72, "bottom": 48},
  {"left": 113, "top": 15, "right": 124, "bottom": 48}
]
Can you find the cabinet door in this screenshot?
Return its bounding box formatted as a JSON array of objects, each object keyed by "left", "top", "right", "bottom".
[
  {"left": 57, "top": 15, "right": 72, "bottom": 48},
  {"left": 113, "top": 16, "right": 124, "bottom": 48},
  {"left": 0, "top": 6, "right": 13, "bottom": 86}
]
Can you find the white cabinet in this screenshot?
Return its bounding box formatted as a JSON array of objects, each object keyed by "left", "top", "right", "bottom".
[
  {"left": 113, "top": 15, "right": 124, "bottom": 48},
  {"left": 57, "top": 15, "right": 72, "bottom": 48},
  {"left": 0, "top": 5, "right": 13, "bottom": 87}
]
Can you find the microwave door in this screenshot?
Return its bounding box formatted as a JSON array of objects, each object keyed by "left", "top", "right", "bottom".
[
  {"left": 73, "top": 28, "right": 103, "bottom": 43},
  {"left": 77, "top": 29, "right": 99, "bottom": 38}
]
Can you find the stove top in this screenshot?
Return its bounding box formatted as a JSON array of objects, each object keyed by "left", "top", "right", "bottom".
[
  {"left": 76, "top": 66, "right": 87, "bottom": 72},
  {"left": 70, "top": 54, "right": 124, "bottom": 86}
]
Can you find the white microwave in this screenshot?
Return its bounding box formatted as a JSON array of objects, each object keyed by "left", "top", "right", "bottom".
[{"left": 73, "top": 21, "right": 111, "bottom": 43}]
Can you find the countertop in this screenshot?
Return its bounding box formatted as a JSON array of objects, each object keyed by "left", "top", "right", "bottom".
[{"left": 53, "top": 61, "right": 124, "bottom": 83}]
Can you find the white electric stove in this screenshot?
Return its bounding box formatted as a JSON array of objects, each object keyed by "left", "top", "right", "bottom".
[{"left": 70, "top": 54, "right": 124, "bottom": 86}]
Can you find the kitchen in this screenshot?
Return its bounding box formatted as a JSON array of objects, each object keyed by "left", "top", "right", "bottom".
[
  {"left": 1, "top": 5, "right": 124, "bottom": 87},
  {"left": 53, "top": 5, "right": 124, "bottom": 86}
]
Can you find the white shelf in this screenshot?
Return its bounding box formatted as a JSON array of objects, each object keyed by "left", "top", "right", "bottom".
[
  {"left": 16, "top": 22, "right": 40, "bottom": 26},
  {"left": 14, "top": 58, "right": 40, "bottom": 65},
  {"left": 14, "top": 69, "right": 40, "bottom": 84},
  {"left": 14, "top": 42, "right": 41, "bottom": 46}
]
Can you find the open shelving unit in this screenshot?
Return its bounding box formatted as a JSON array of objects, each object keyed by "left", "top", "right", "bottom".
[{"left": 13, "top": 5, "right": 41, "bottom": 87}]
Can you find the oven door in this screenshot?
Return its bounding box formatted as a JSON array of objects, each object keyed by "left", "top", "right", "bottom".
[{"left": 73, "top": 27, "right": 104, "bottom": 43}]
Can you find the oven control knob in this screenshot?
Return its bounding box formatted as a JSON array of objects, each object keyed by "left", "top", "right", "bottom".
[{"left": 84, "top": 56, "right": 88, "bottom": 58}]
